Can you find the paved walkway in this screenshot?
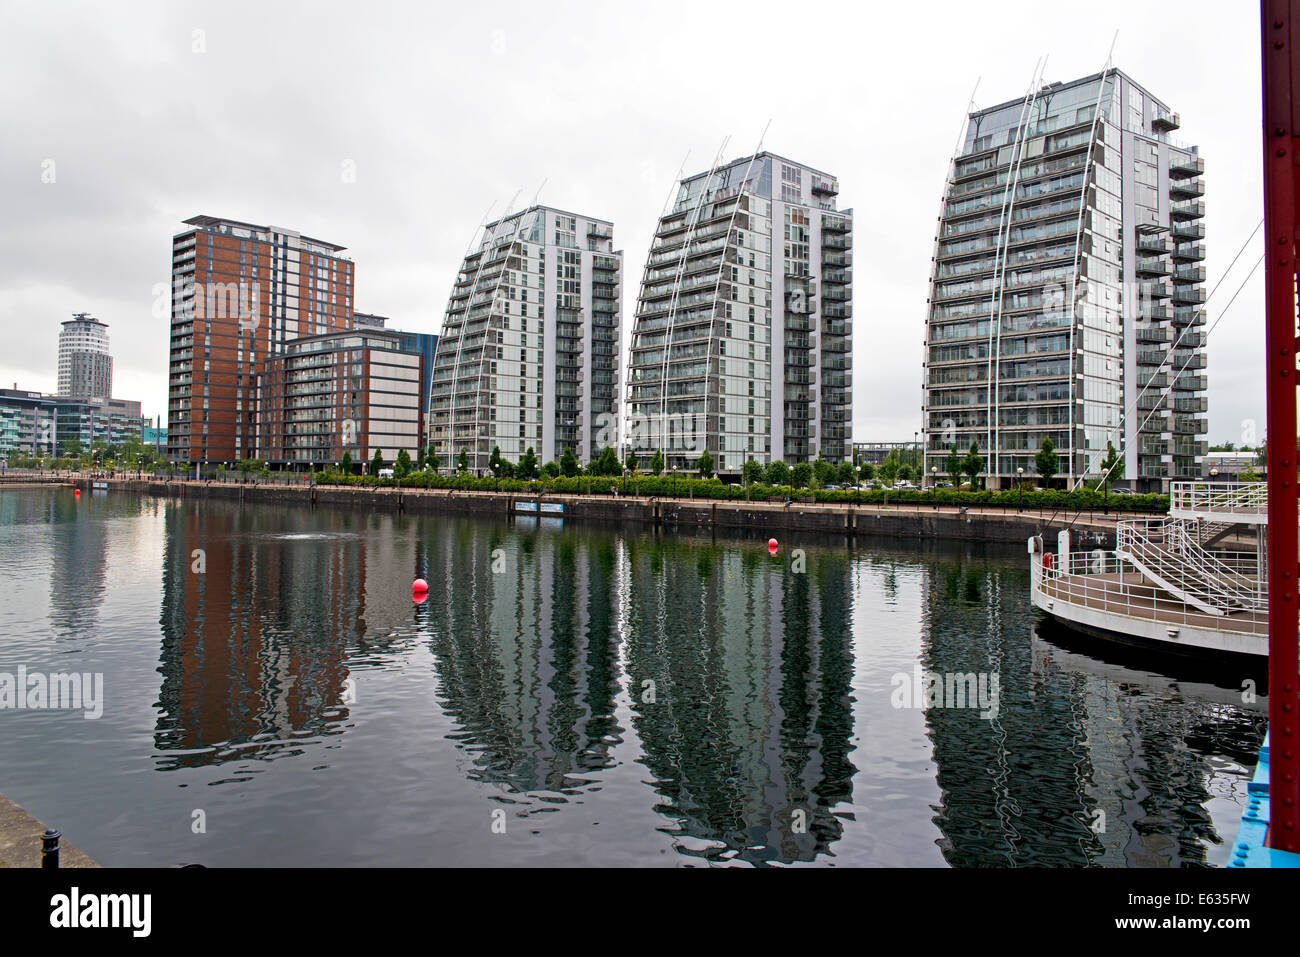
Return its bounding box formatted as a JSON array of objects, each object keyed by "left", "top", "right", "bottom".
[{"left": 0, "top": 792, "right": 99, "bottom": 868}]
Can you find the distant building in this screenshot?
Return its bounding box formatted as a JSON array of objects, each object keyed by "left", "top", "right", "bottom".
[
  {"left": 0, "top": 387, "right": 144, "bottom": 458},
  {"left": 0, "top": 388, "right": 57, "bottom": 458},
  {"left": 58, "top": 313, "right": 113, "bottom": 401},
  {"left": 52, "top": 396, "right": 144, "bottom": 452},
  {"left": 258, "top": 328, "right": 425, "bottom": 467},
  {"left": 851, "top": 441, "right": 922, "bottom": 467},
  {"left": 1203, "top": 451, "right": 1263, "bottom": 479},
  {"left": 352, "top": 312, "right": 388, "bottom": 329}
]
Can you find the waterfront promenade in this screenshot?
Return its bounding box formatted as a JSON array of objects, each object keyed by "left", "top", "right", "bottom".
[{"left": 0, "top": 472, "right": 1152, "bottom": 548}]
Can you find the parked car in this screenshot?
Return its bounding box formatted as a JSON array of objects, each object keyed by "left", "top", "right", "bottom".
[
  {"left": 378, "top": 468, "right": 395, "bottom": 479},
  {"left": 1111, "top": 487, "right": 1132, "bottom": 495}
]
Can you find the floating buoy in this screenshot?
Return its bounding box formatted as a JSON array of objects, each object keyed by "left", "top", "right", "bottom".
[
  {"left": 768, "top": 538, "right": 778, "bottom": 554},
  {"left": 74, "top": 488, "right": 81, "bottom": 498},
  {"left": 412, "top": 578, "right": 428, "bottom": 594}
]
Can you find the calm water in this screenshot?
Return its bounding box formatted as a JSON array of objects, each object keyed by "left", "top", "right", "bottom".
[{"left": 0, "top": 487, "right": 1267, "bottom": 867}]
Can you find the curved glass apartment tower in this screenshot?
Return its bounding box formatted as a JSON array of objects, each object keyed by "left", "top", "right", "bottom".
[
  {"left": 626, "top": 152, "right": 852, "bottom": 474},
  {"left": 922, "top": 69, "right": 1207, "bottom": 492},
  {"left": 428, "top": 205, "right": 622, "bottom": 474}
]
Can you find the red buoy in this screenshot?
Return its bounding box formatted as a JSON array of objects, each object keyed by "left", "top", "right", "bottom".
[
  {"left": 768, "top": 538, "right": 778, "bottom": 554},
  {"left": 412, "top": 578, "right": 428, "bottom": 594}
]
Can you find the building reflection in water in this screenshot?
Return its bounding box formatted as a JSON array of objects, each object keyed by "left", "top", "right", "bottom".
[
  {"left": 148, "top": 497, "right": 1264, "bottom": 866},
  {"left": 155, "top": 501, "right": 356, "bottom": 769},
  {"left": 919, "top": 552, "right": 1266, "bottom": 867},
  {"left": 413, "top": 522, "right": 858, "bottom": 865}
]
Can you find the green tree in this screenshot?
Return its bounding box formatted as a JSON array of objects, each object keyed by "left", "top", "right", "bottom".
[
  {"left": 898, "top": 463, "right": 914, "bottom": 483},
  {"left": 742, "top": 458, "right": 764, "bottom": 485},
  {"left": 371, "top": 449, "right": 384, "bottom": 475},
  {"left": 395, "top": 448, "right": 413, "bottom": 478},
  {"left": 560, "top": 447, "right": 579, "bottom": 477},
  {"left": 518, "top": 447, "right": 539, "bottom": 480},
  {"left": 859, "top": 462, "right": 875, "bottom": 483},
  {"left": 1034, "top": 437, "right": 1058, "bottom": 488},
  {"left": 457, "top": 450, "right": 469, "bottom": 474},
  {"left": 765, "top": 459, "right": 790, "bottom": 486},
  {"left": 791, "top": 462, "right": 813, "bottom": 488},
  {"left": 944, "top": 444, "right": 963, "bottom": 488},
  {"left": 426, "top": 452, "right": 440, "bottom": 473},
  {"left": 541, "top": 460, "right": 560, "bottom": 479},
  {"left": 625, "top": 450, "right": 638, "bottom": 474},
  {"left": 592, "top": 446, "right": 621, "bottom": 477},
  {"left": 962, "top": 441, "right": 985, "bottom": 490},
  {"left": 61, "top": 437, "right": 82, "bottom": 456},
  {"left": 341, "top": 451, "right": 353, "bottom": 474},
  {"left": 649, "top": 450, "right": 664, "bottom": 476},
  {"left": 696, "top": 448, "right": 714, "bottom": 479},
  {"left": 812, "top": 455, "right": 832, "bottom": 488},
  {"left": 879, "top": 450, "right": 901, "bottom": 487},
  {"left": 1097, "top": 441, "right": 1122, "bottom": 491},
  {"left": 489, "top": 445, "right": 504, "bottom": 476}
]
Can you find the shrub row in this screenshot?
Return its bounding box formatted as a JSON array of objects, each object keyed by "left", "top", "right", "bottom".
[{"left": 312, "top": 470, "right": 1168, "bottom": 512}]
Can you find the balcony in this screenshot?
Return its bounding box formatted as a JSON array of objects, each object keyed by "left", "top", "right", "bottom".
[
  {"left": 1137, "top": 234, "right": 1171, "bottom": 254},
  {"left": 1171, "top": 177, "right": 1205, "bottom": 198},
  {"left": 1174, "top": 264, "right": 1206, "bottom": 283},
  {"left": 811, "top": 176, "right": 839, "bottom": 196},
  {"left": 1173, "top": 242, "right": 1206, "bottom": 262},
  {"left": 1173, "top": 221, "right": 1206, "bottom": 241},
  {"left": 822, "top": 215, "right": 851, "bottom": 233},
  {"left": 1171, "top": 200, "right": 1205, "bottom": 220},
  {"left": 822, "top": 234, "right": 850, "bottom": 250},
  {"left": 1174, "top": 286, "right": 1206, "bottom": 304},
  {"left": 588, "top": 223, "right": 612, "bottom": 239},
  {"left": 1136, "top": 257, "right": 1170, "bottom": 277},
  {"left": 1170, "top": 154, "right": 1205, "bottom": 178},
  {"left": 1140, "top": 280, "right": 1172, "bottom": 300},
  {"left": 1152, "top": 108, "right": 1181, "bottom": 132}
]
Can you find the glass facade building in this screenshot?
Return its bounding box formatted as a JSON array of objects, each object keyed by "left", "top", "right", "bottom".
[
  {"left": 922, "top": 69, "right": 1208, "bottom": 491},
  {"left": 626, "top": 151, "right": 852, "bottom": 474},
  {"left": 429, "top": 205, "right": 622, "bottom": 473}
]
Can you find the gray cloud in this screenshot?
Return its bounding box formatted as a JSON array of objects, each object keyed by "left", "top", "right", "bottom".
[{"left": 0, "top": 0, "right": 1267, "bottom": 446}]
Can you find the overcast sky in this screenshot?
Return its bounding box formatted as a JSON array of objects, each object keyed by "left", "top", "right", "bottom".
[{"left": 0, "top": 0, "right": 1267, "bottom": 447}]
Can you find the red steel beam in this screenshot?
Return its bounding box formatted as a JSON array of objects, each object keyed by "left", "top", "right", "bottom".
[{"left": 1262, "top": 0, "right": 1300, "bottom": 854}]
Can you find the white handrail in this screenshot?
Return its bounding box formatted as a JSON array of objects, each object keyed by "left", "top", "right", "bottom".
[
  {"left": 1116, "top": 517, "right": 1265, "bottom": 613},
  {"left": 1169, "top": 481, "right": 1267, "bottom": 514},
  {"left": 1031, "top": 546, "right": 1268, "bottom": 638}
]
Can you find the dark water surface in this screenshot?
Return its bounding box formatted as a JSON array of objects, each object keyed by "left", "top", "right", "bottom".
[{"left": 0, "top": 488, "right": 1266, "bottom": 866}]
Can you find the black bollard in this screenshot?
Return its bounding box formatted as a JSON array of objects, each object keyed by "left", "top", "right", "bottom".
[{"left": 41, "top": 828, "right": 60, "bottom": 868}]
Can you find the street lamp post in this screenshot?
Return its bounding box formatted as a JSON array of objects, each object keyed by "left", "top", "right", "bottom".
[
  {"left": 932, "top": 466, "right": 938, "bottom": 510},
  {"left": 1017, "top": 467, "right": 1024, "bottom": 512},
  {"left": 856, "top": 465, "right": 861, "bottom": 507}
]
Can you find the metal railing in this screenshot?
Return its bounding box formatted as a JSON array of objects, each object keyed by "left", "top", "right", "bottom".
[
  {"left": 1116, "top": 517, "right": 1266, "bottom": 614},
  {"left": 1032, "top": 546, "right": 1268, "bottom": 638},
  {"left": 1170, "top": 481, "right": 1267, "bottom": 515}
]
